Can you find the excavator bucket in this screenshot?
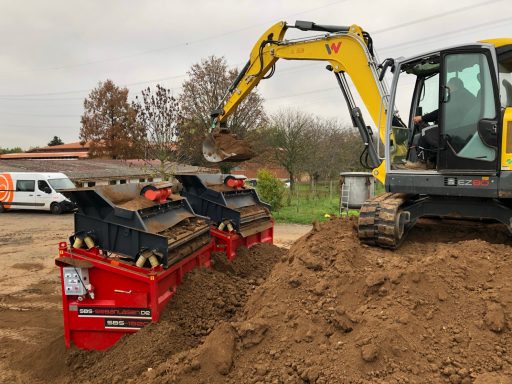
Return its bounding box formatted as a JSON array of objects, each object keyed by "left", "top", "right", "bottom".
[{"left": 202, "top": 131, "right": 255, "bottom": 163}]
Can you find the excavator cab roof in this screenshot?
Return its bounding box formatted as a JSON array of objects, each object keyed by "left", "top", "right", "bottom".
[
  {"left": 400, "top": 41, "right": 512, "bottom": 77},
  {"left": 403, "top": 56, "right": 440, "bottom": 76}
]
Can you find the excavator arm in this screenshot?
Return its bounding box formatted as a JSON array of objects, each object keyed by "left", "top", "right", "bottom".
[{"left": 204, "top": 20, "right": 394, "bottom": 183}]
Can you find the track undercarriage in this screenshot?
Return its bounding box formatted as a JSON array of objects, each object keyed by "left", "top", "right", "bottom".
[
  {"left": 358, "top": 193, "right": 412, "bottom": 249},
  {"left": 358, "top": 192, "right": 512, "bottom": 249}
]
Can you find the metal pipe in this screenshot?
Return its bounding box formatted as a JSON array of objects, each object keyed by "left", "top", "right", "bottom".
[
  {"left": 73, "top": 237, "right": 83, "bottom": 249},
  {"left": 148, "top": 255, "right": 160, "bottom": 268},
  {"left": 84, "top": 236, "right": 95, "bottom": 249}
]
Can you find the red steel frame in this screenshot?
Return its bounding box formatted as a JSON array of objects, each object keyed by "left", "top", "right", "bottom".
[
  {"left": 210, "top": 221, "right": 274, "bottom": 260},
  {"left": 55, "top": 222, "right": 273, "bottom": 351},
  {"left": 56, "top": 240, "right": 214, "bottom": 350}
]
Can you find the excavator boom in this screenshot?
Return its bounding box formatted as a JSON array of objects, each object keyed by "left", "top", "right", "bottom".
[{"left": 203, "top": 20, "right": 392, "bottom": 175}]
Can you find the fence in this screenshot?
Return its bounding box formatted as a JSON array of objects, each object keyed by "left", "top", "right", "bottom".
[
  {"left": 279, "top": 180, "right": 384, "bottom": 216},
  {"left": 287, "top": 181, "right": 338, "bottom": 200},
  {"left": 281, "top": 181, "right": 340, "bottom": 218}
]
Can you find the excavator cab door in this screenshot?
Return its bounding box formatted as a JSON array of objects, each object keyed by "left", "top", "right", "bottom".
[{"left": 437, "top": 48, "right": 500, "bottom": 172}]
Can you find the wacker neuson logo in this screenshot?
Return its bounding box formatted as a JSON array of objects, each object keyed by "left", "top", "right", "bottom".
[{"left": 325, "top": 42, "right": 341, "bottom": 54}]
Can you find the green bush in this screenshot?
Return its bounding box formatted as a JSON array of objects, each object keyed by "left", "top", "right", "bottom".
[{"left": 256, "top": 169, "right": 286, "bottom": 211}]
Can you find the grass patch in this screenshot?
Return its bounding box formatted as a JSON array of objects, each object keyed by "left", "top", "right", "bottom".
[
  {"left": 269, "top": 181, "right": 383, "bottom": 225},
  {"left": 273, "top": 193, "right": 359, "bottom": 224}
]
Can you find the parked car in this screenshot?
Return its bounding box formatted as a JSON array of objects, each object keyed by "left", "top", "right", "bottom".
[
  {"left": 246, "top": 178, "right": 258, "bottom": 187},
  {"left": 0, "top": 172, "right": 76, "bottom": 214}
]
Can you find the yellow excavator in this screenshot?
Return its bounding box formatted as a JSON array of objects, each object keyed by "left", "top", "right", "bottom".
[{"left": 203, "top": 20, "right": 512, "bottom": 248}]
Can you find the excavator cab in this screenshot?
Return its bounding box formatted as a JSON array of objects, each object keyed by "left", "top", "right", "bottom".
[{"left": 390, "top": 47, "right": 501, "bottom": 172}]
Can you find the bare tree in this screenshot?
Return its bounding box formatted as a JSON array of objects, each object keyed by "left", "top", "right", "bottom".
[
  {"left": 337, "top": 128, "right": 366, "bottom": 172},
  {"left": 301, "top": 119, "right": 365, "bottom": 182},
  {"left": 179, "top": 56, "right": 267, "bottom": 167},
  {"left": 80, "top": 79, "right": 141, "bottom": 159},
  {"left": 268, "top": 109, "right": 315, "bottom": 189},
  {"left": 132, "top": 85, "right": 185, "bottom": 181},
  {"left": 301, "top": 116, "right": 327, "bottom": 187},
  {"left": 266, "top": 111, "right": 365, "bottom": 187}
]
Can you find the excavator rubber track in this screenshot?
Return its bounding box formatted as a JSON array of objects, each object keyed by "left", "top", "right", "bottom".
[{"left": 358, "top": 192, "right": 411, "bottom": 249}]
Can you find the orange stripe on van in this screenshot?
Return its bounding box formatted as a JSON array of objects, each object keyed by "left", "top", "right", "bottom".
[{"left": 0, "top": 173, "right": 14, "bottom": 208}]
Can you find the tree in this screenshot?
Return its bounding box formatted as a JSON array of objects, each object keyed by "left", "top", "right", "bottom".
[
  {"left": 132, "top": 85, "right": 185, "bottom": 180},
  {"left": 79, "top": 79, "right": 141, "bottom": 159},
  {"left": 178, "top": 56, "right": 267, "bottom": 168},
  {"left": 336, "top": 128, "right": 366, "bottom": 172},
  {"left": 0, "top": 147, "right": 22, "bottom": 154},
  {"left": 267, "top": 109, "right": 315, "bottom": 190},
  {"left": 300, "top": 119, "right": 365, "bottom": 182},
  {"left": 47, "top": 136, "right": 64, "bottom": 146},
  {"left": 301, "top": 116, "right": 327, "bottom": 187},
  {"left": 256, "top": 169, "right": 285, "bottom": 211}
]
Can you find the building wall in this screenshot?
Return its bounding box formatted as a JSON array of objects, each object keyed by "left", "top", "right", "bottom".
[{"left": 74, "top": 176, "right": 163, "bottom": 188}]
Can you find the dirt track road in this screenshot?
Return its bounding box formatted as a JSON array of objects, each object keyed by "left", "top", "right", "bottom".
[
  {"left": 273, "top": 222, "right": 312, "bottom": 248},
  {"left": 0, "top": 211, "right": 72, "bottom": 384}
]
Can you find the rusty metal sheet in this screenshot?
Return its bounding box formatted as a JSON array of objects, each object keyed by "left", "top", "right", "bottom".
[{"left": 239, "top": 219, "right": 273, "bottom": 238}]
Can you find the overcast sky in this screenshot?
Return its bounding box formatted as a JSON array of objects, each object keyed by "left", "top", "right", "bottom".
[{"left": 0, "top": 0, "right": 510, "bottom": 149}]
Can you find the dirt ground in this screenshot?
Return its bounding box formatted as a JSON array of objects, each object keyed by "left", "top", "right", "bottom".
[
  {"left": 2, "top": 212, "right": 512, "bottom": 383},
  {"left": 0, "top": 211, "right": 70, "bottom": 384},
  {"left": 273, "top": 223, "right": 312, "bottom": 249}
]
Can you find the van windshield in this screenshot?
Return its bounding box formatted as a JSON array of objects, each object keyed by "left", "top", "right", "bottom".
[{"left": 48, "top": 178, "right": 75, "bottom": 190}]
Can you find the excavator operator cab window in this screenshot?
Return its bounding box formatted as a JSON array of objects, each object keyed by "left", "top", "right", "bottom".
[
  {"left": 417, "top": 74, "right": 439, "bottom": 121},
  {"left": 390, "top": 62, "right": 415, "bottom": 167},
  {"left": 390, "top": 55, "right": 440, "bottom": 170},
  {"left": 438, "top": 51, "right": 498, "bottom": 170}
]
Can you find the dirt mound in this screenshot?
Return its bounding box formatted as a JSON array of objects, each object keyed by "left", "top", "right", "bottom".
[
  {"left": 139, "top": 218, "right": 512, "bottom": 383},
  {"left": 207, "top": 132, "right": 255, "bottom": 161},
  {"left": 59, "top": 243, "right": 283, "bottom": 384}
]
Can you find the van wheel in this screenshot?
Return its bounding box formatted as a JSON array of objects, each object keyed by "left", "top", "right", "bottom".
[
  {"left": 0, "top": 203, "right": 5, "bottom": 213},
  {"left": 50, "top": 203, "right": 63, "bottom": 215}
]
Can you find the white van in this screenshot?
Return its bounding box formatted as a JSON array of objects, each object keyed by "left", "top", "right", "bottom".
[{"left": 0, "top": 172, "right": 76, "bottom": 214}]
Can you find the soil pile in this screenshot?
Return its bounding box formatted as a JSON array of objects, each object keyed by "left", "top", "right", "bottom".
[
  {"left": 61, "top": 243, "right": 284, "bottom": 384},
  {"left": 209, "top": 133, "right": 255, "bottom": 161},
  {"left": 139, "top": 218, "right": 512, "bottom": 384},
  {"left": 115, "top": 196, "right": 156, "bottom": 211}
]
